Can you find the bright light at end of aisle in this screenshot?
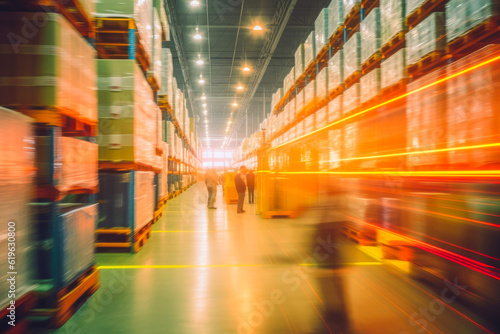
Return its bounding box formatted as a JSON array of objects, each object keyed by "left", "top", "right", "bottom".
[{"left": 190, "top": 0, "right": 200, "bottom": 7}]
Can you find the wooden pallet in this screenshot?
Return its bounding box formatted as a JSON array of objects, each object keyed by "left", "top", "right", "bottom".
[
  {"left": 147, "top": 72, "right": 160, "bottom": 91},
  {"left": 95, "top": 221, "right": 152, "bottom": 253},
  {"left": 382, "top": 241, "right": 415, "bottom": 261},
  {"left": 381, "top": 31, "right": 406, "bottom": 58},
  {"left": 362, "top": 0, "right": 380, "bottom": 17},
  {"left": 361, "top": 95, "right": 383, "bottom": 109},
  {"left": 262, "top": 211, "right": 298, "bottom": 219},
  {"left": 329, "top": 84, "right": 345, "bottom": 100},
  {"left": 341, "top": 226, "right": 377, "bottom": 246},
  {"left": 36, "top": 185, "right": 99, "bottom": 202},
  {"left": 447, "top": 17, "right": 500, "bottom": 59},
  {"left": 405, "top": 0, "right": 447, "bottom": 30},
  {"left": 153, "top": 208, "right": 163, "bottom": 224},
  {"left": 5, "top": 106, "right": 97, "bottom": 136},
  {"left": 98, "top": 161, "right": 161, "bottom": 174},
  {"left": 329, "top": 25, "right": 345, "bottom": 50},
  {"left": 407, "top": 51, "right": 448, "bottom": 79},
  {"left": 344, "top": 4, "right": 361, "bottom": 34},
  {"left": 95, "top": 17, "right": 151, "bottom": 72},
  {"left": 29, "top": 266, "right": 100, "bottom": 328},
  {"left": 344, "top": 71, "right": 362, "bottom": 89},
  {"left": 361, "top": 52, "right": 382, "bottom": 74},
  {"left": 0, "top": 292, "right": 36, "bottom": 333},
  {"left": 380, "top": 78, "right": 408, "bottom": 97}
]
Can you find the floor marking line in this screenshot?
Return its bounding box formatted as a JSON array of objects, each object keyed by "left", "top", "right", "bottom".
[
  {"left": 299, "top": 262, "right": 382, "bottom": 267},
  {"left": 98, "top": 264, "right": 268, "bottom": 269},
  {"left": 152, "top": 230, "right": 230, "bottom": 233}
]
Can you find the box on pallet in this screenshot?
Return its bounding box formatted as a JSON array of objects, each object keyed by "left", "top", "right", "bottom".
[
  {"left": 406, "top": 67, "right": 447, "bottom": 166},
  {"left": 343, "top": 83, "right": 361, "bottom": 113},
  {"left": 305, "top": 113, "right": 316, "bottom": 133},
  {"left": 149, "top": 8, "right": 162, "bottom": 89},
  {"left": 329, "top": 0, "right": 344, "bottom": 36},
  {"left": 305, "top": 32, "right": 316, "bottom": 67},
  {"left": 296, "top": 90, "right": 305, "bottom": 114},
  {"left": 316, "top": 106, "right": 328, "bottom": 129},
  {"left": 360, "top": 69, "right": 381, "bottom": 103},
  {"left": 406, "top": 0, "right": 427, "bottom": 17},
  {"left": 328, "top": 128, "right": 342, "bottom": 169},
  {"left": 153, "top": 0, "right": 170, "bottom": 41},
  {"left": 98, "top": 171, "right": 155, "bottom": 232},
  {"left": 328, "top": 50, "right": 344, "bottom": 91},
  {"left": 381, "top": 48, "right": 407, "bottom": 88},
  {"left": 97, "top": 60, "right": 157, "bottom": 168},
  {"left": 406, "top": 12, "right": 446, "bottom": 66},
  {"left": 284, "top": 67, "right": 295, "bottom": 92},
  {"left": 343, "top": 33, "right": 361, "bottom": 79},
  {"left": 328, "top": 96, "right": 343, "bottom": 123},
  {"left": 96, "top": 0, "right": 153, "bottom": 61},
  {"left": 304, "top": 80, "right": 317, "bottom": 107},
  {"left": 343, "top": 121, "right": 359, "bottom": 161},
  {"left": 343, "top": 0, "right": 360, "bottom": 19},
  {"left": 0, "top": 108, "right": 35, "bottom": 309},
  {"left": 36, "top": 134, "right": 98, "bottom": 194},
  {"left": 0, "top": 12, "right": 97, "bottom": 122},
  {"left": 380, "top": 0, "right": 407, "bottom": 45},
  {"left": 446, "top": 45, "right": 500, "bottom": 165},
  {"left": 315, "top": 8, "right": 330, "bottom": 50},
  {"left": 446, "top": 0, "right": 500, "bottom": 42},
  {"left": 361, "top": 8, "right": 381, "bottom": 63},
  {"left": 295, "top": 44, "right": 306, "bottom": 75},
  {"left": 316, "top": 67, "right": 329, "bottom": 100}
]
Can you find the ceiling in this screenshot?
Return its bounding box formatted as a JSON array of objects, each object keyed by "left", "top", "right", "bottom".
[{"left": 165, "top": 0, "right": 331, "bottom": 149}]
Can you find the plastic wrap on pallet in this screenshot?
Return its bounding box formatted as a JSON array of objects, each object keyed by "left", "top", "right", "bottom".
[
  {"left": 406, "top": 12, "right": 446, "bottom": 66},
  {"left": 296, "top": 90, "right": 305, "bottom": 114},
  {"left": 361, "top": 8, "right": 381, "bottom": 64},
  {"left": 380, "top": 0, "right": 407, "bottom": 45},
  {"left": 165, "top": 121, "right": 176, "bottom": 154},
  {"left": 381, "top": 48, "right": 407, "bottom": 88},
  {"left": 304, "top": 80, "right": 317, "bottom": 107},
  {"left": 343, "top": 121, "right": 359, "bottom": 161},
  {"left": 153, "top": 0, "right": 170, "bottom": 41},
  {"left": 0, "top": 12, "right": 97, "bottom": 122},
  {"left": 343, "top": 0, "right": 360, "bottom": 19},
  {"left": 343, "top": 84, "right": 361, "bottom": 113},
  {"left": 0, "top": 108, "right": 34, "bottom": 310},
  {"left": 316, "top": 107, "right": 328, "bottom": 129},
  {"left": 159, "top": 49, "right": 174, "bottom": 98},
  {"left": 406, "top": 0, "right": 427, "bottom": 17},
  {"left": 305, "top": 32, "right": 316, "bottom": 67},
  {"left": 98, "top": 60, "right": 157, "bottom": 168},
  {"left": 343, "top": 33, "right": 361, "bottom": 79},
  {"left": 96, "top": 0, "right": 153, "bottom": 61},
  {"left": 316, "top": 67, "right": 329, "bottom": 100},
  {"left": 283, "top": 104, "right": 290, "bottom": 128},
  {"left": 149, "top": 8, "right": 162, "bottom": 90},
  {"left": 305, "top": 114, "right": 316, "bottom": 133},
  {"left": 315, "top": 8, "right": 330, "bottom": 50},
  {"left": 284, "top": 67, "right": 295, "bottom": 92},
  {"left": 80, "top": 0, "right": 96, "bottom": 20},
  {"left": 406, "top": 67, "right": 447, "bottom": 166},
  {"left": 446, "top": 45, "right": 500, "bottom": 165},
  {"left": 135, "top": 171, "right": 155, "bottom": 231},
  {"left": 328, "top": 50, "right": 344, "bottom": 91},
  {"left": 288, "top": 97, "right": 296, "bottom": 121},
  {"left": 328, "top": 128, "right": 342, "bottom": 169},
  {"left": 360, "top": 69, "right": 381, "bottom": 103},
  {"left": 295, "top": 44, "right": 306, "bottom": 75},
  {"left": 328, "top": 95, "right": 343, "bottom": 122},
  {"left": 60, "top": 204, "right": 97, "bottom": 286},
  {"left": 329, "top": 0, "right": 345, "bottom": 36},
  {"left": 446, "top": 0, "right": 500, "bottom": 42}
]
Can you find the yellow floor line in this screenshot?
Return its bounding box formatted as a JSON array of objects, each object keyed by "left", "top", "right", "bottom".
[
  {"left": 152, "top": 230, "right": 230, "bottom": 233},
  {"left": 98, "top": 264, "right": 267, "bottom": 270},
  {"left": 300, "top": 262, "right": 382, "bottom": 267}
]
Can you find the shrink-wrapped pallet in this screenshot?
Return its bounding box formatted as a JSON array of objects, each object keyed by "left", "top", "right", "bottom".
[
  {"left": 305, "top": 32, "right": 316, "bottom": 67},
  {"left": 304, "top": 80, "right": 317, "bottom": 106},
  {"left": 0, "top": 108, "right": 34, "bottom": 309},
  {"left": 149, "top": 8, "right": 162, "bottom": 90},
  {"left": 165, "top": 121, "right": 176, "bottom": 154},
  {"left": 328, "top": 96, "right": 343, "bottom": 123},
  {"left": 96, "top": 0, "right": 153, "bottom": 62},
  {"left": 361, "top": 8, "right": 381, "bottom": 63},
  {"left": 406, "top": 0, "right": 427, "bottom": 17},
  {"left": 446, "top": 0, "right": 500, "bottom": 42},
  {"left": 343, "top": 0, "right": 360, "bottom": 19},
  {"left": 446, "top": 45, "right": 500, "bottom": 165},
  {"left": 0, "top": 13, "right": 97, "bottom": 122},
  {"left": 159, "top": 49, "right": 174, "bottom": 98},
  {"left": 283, "top": 104, "right": 290, "bottom": 128},
  {"left": 381, "top": 48, "right": 407, "bottom": 89},
  {"left": 153, "top": 0, "right": 170, "bottom": 41},
  {"left": 288, "top": 97, "right": 296, "bottom": 121},
  {"left": 328, "top": 50, "right": 344, "bottom": 91},
  {"left": 329, "top": 0, "right": 344, "bottom": 36},
  {"left": 316, "top": 107, "right": 328, "bottom": 129},
  {"left": 97, "top": 60, "right": 157, "bottom": 168},
  {"left": 406, "top": 12, "right": 446, "bottom": 66},
  {"left": 296, "top": 90, "right": 305, "bottom": 115},
  {"left": 343, "top": 33, "right": 361, "bottom": 79},
  {"left": 316, "top": 67, "right": 329, "bottom": 100},
  {"left": 295, "top": 44, "right": 306, "bottom": 75},
  {"left": 315, "top": 8, "right": 330, "bottom": 50},
  {"left": 305, "top": 114, "right": 316, "bottom": 133},
  {"left": 60, "top": 204, "right": 97, "bottom": 286},
  {"left": 328, "top": 129, "right": 342, "bottom": 169},
  {"left": 343, "top": 84, "right": 361, "bottom": 113},
  {"left": 360, "top": 69, "right": 381, "bottom": 103},
  {"left": 284, "top": 67, "right": 295, "bottom": 92},
  {"left": 380, "top": 0, "right": 407, "bottom": 45},
  {"left": 343, "top": 121, "right": 359, "bottom": 161},
  {"left": 135, "top": 171, "right": 155, "bottom": 231},
  {"left": 406, "top": 67, "right": 447, "bottom": 166}
]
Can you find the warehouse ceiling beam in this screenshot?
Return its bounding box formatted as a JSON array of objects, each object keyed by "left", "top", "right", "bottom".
[
  {"left": 225, "top": 0, "right": 298, "bottom": 147},
  {"left": 164, "top": 0, "right": 198, "bottom": 118}
]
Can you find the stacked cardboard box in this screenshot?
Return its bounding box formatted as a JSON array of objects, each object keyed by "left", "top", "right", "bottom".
[
  {"left": 329, "top": 0, "right": 344, "bottom": 36},
  {"left": 360, "top": 69, "right": 381, "bottom": 103},
  {"left": 361, "top": 8, "right": 381, "bottom": 63},
  {"left": 381, "top": 48, "right": 407, "bottom": 89},
  {"left": 343, "top": 33, "right": 361, "bottom": 79},
  {"left": 446, "top": 0, "right": 500, "bottom": 42},
  {"left": 328, "top": 50, "right": 344, "bottom": 91},
  {"left": 380, "top": 0, "right": 407, "bottom": 45},
  {"left": 406, "top": 12, "right": 446, "bottom": 66},
  {"left": 315, "top": 8, "right": 330, "bottom": 50},
  {"left": 343, "top": 84, "right": 361, "bottom": 113}
]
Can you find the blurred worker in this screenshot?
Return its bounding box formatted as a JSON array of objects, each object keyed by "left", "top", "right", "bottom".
[
  {"left": 311, "top": 182, "right": 351, "bottom": 333},
  {"left": 246, "top": 170, "right": 255, "bottom": 204},
  {"left": 205, "top": 169, "right": 219, "bottom": 209},
  {"left": 235, "top": 166, "right": 248, "bottom": 213}
]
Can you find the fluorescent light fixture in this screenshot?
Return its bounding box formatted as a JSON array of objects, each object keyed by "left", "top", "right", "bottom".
[
  {"left": 194, "top": 28, "right": 202, "bottom": 40},
  {"left": 198, "top": 75, "right": 205, "bottom": 84},
  {"left": 237, "top": 84, "right": 244, "bottom": 90},
  {"left": 253, "top": 25, "right": 263, "bottom": 31},
  {"left": 190, "top": 0, "right": 200, "bottom": 7},
  {"left": 243, "top": 66, "right": 251, "bottom": 72}
]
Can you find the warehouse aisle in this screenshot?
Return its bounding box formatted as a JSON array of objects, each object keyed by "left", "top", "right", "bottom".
[{"left": 56, "top": 183, "right": 494, "bottom": 334}]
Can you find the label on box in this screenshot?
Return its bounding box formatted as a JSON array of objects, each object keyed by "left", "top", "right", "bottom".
[{"left": 109, "top": 77, "right": 123, "bottom": 91}]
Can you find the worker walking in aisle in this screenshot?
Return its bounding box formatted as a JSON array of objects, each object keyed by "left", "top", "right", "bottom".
[
  {"left": 205, "top": 169, "right": 219, "bottom": 209},
  {"left": 235, "top": 166, "right": 248, "bottom": 213},
  {"left": 247, "top": 170, "right": 255, "bottom": 204}
]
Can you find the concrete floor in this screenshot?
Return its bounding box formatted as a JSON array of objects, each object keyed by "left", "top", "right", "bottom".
[{"left": 55, "top": 183, "right": 495, "bottom": 334}]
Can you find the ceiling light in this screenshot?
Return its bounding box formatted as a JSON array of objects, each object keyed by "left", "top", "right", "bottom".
[
  {"left": 243, "top": 66, "right": 251, "bottom": 72},
  {"left": 253, "top": 25, "right": 263, "bottom": 31},
  {"left": 198, "top": 75, "right": 205, "bottom": 85},
  {"left": 237, "top": 84, "right": 244, "bottom": 90},
  {"left": 232, "top": 102, "right": 238, "bottom": 107},
  {"left": 201, "top": 94, "right": 207, "bottom": 100},
  {"left": 196, "top": 58, "right": 204, "bottom": 66},
  {"left": 190, "top": 0, "right": 200, "bottom": 7},
  {"left": 202, "top": 103, "right": 207, "bottom": 107},
  {"left": 194, "top": 28, "right": 202, "bottom": 40}
]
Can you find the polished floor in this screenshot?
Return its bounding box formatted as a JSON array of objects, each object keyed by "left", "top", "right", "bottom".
[{"left": 56, "top": 183, "right": 495, "bottom": 334}]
